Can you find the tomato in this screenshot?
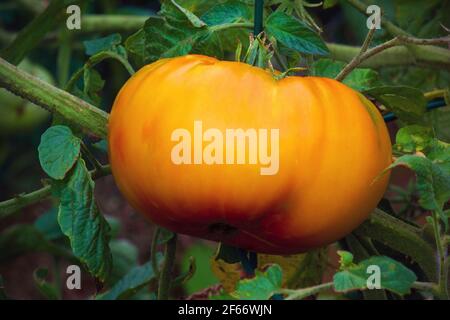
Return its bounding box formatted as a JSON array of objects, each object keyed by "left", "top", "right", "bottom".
[
  {"left": 108, "top": 55, "right": 392, "bottom": 254},
  {"left": 0, "top": 60, "right": 53, "bottom": 135}
]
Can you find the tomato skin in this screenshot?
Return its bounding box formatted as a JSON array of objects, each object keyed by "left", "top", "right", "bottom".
[{"left": 108, "top": 55, "right": 391, "bottom": 254}]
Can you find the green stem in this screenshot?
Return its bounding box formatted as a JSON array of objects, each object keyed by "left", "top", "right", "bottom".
[
  {"left": 280, "top": 280, "right": 437, "bottom": 300},
  {"left": 79, "top": 15, "right": 149, "bottom": 34},
  {"left": 0, "top": 56, "right": 109, "bottom": 139},
  {"left": 344, "top": 0, "right": 450, "bottom": 70},
  {"left": 157, "top": 234, "right": 178, "bottom": 300},
  {"left": 151, "top": 227, "right": 162, "bottom": 278},
  {"left": 431, "top": 212, "right": 449, "bottom": 299},
  {"left": 65, "top": 51, "right": 135, "bottom": 93},
  {"left": 1, "top": 0, "right": 83, "bottom": 65},
  {"left": 0, "top": 165, "right": 111, "bottom": 218},
  {"left": 355, "top": 209, "right": 437, "bottom": 282},
  {"left": 254, "top": 0, "right": 264, "bottom": 35},
  {"left": 273, "top": 49, "right": 288, "bottom": 71},
  {"left": 335, "top": 35, "right": 450, "bottom": 81},
  {"left": 323, "top": 40, "right": 450, "bottom": 70},
  {"left": 81, "top": 142, "right": 104, "bottom": 172},
  {"left": 57, "top": 30, "right": 72, "bottom": 87},
  {"left": 280, "top": 282, "right": 334, "bottom": 300}
]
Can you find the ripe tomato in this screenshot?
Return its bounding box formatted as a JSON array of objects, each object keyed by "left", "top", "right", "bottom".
[{"left": 108, "top": 55, "right": 391, "bottom": 254}]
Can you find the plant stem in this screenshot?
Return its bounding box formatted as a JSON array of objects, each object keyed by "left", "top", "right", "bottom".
[
  {"left": 0, "top": 165, "right": 111, "bottom": 219},
  {"left": 431, "top": 212, "right": 449, "bottom": 299},
  {"left": 80, "top": 142, "right": 104, "bottom": 172},
  {"left": 157, "top": 234, "right": 178, "bottom": 300},
  {"left": 57, "top": 29, "right": 72, "bottom": 87},
  {"left": 280, "top": 280, "right": 437, "bottom": 300},
  {"left": 1, "top": 0, "right": 83, "bottom": 65},
  {"left": 335, "top": 35, "right": 450, "bottom": 81},
  {"left": 355, "top": 209, "right": 437, "bottom": 282},
  {"left": 254, "top": 0, "right": 264, "bottom": 35},
  {"left": 280, "top": 282, "right": 334, "bottom": 300},
  {"left": 0, "top": 56, "right": 109, "bottom": 139},
  {"left": 151, "top": 227, "right": 162, "bottom": 278},
  {"left": 344, "top": 0, "right": 450, "bottom": 70},
  {"left": 65, "top": 51, "right": 135, "bottom": 93},
  {"left": 80, "top": 15, "right": 149, "bottom": 34},
  {"left": 359, "top": 25, "right": 376, "bottom": 55}
]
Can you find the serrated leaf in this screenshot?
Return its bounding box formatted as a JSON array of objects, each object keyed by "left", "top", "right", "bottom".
[
  {"left": 313, "top": 59, "right": 381, "bottom": 91},
  {"left": 83, "top": 34, "right": 122, "bottom": 56},
  {"left": 365, "top": 86, "right": 427, "bottom": 124},
  {"left": 333, "top": 256, "right": 417, "bottom": 295},
  {"left": 57, "top": 159, "right": 112, "bottom": 281},
  {"left": 201, "top": 1, "right": 252, "bottom": 25},
  {"left": 96, "top": 260, "right": 160, "bottom": 300},
  {"left": 395, "top": 125, "right": 434, "bottom": 153},
  {"left": 34, "top": 208, "right": 64, "bottom": 241},
  {"left": 265, "top": 11, "right": 329, "bottom": 56},
  {"left": 337, "top": 250, "right": 355, "bottom": 269},
  {"left": 211, "top": 258, "right": 242, "bottom": 293},
  {"left": 182, "top": 244, "right": 218, "bottom": 295},
  {"left": 83, "top": 68, "right": 105, "bottom": 106},
  {"left": 258, "top": 249, "right": 326, "bottom": 288},
  {"left": 170, "top": 0, "right": 206, "bottom": 27},
  {"left": 232, "top": 264, "right": 282, "bottom": 300},
  {"left": 33, "top": 268, "right": 60, "bottom": 300},
  {"left": 174, "top": 0, "right": 228, "bottom": 15},
  {"left": 38, "top": 125, "right": 81, "bottom": 180},
  {"left": 387, "top": 155, "right": 450, "bottom": 226}
]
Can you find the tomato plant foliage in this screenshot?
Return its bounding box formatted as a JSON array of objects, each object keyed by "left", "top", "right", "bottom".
[{"left": 0, "top": 0, "right": 449, "bottom": 301}]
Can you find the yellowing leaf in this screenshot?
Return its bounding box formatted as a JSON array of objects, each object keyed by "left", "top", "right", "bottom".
[{"left": 210, "top": 258, "right": 242, "bottom": 293}]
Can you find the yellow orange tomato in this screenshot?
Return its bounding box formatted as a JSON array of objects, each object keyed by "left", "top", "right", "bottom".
[{"left": 108, "top": 55, "right": 391, "bottom": 254}]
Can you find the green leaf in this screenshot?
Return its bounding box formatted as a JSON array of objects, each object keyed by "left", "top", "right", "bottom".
[
  {"left": 364, "top": 86, "right": 427, "bottom": 124},
  {"left": 265, "top": 11, "right": 329, "bottom": 56},
  {"left": 83, "top": 34, "right": 122, "bottom": 56},
  {"left": 92, "top": 139, "right": 108, "bottom": 153},
  {"left": 0, "top": 225, "right": 69, "bottom": 261},
  {"left": 108, "top": 239, "right": 139, "bottom": 286},
  {"left": 33, "top": 268, "right": 60, "bottom": 300},
  {"left": 38, "top": 125, "right": 81, "bottom": 180},
  {"left": 34, "top": 208, "right": 64, "bottom": 241},
  {"left": 182, "top": 243, "right": 218, "bottom": 294},
  {"left": 170, "top": 0, "right": 206, "bottom": 27},
  {"left": 387, "top": 155, "right": 450, "bottom": 226},
  {"left": 313, "top": 58, "right": 381, "bottom": 91},
  {"left": 96, "top": 259, "right": 160, "bottom": 300},
  {"left": 337, "top": 250, "right": 355, "bottom": 269},
  {"left": 83, "top": 68, "right": 105, "bottom": 106},
  {"left": 57, "top": 158, "right": 112, "bottom": 281},
  {"left": 395, "top": 125, "right": 434, "bottom": 153},
  {"left": 334, "top": 256, "right": 417, "bottom": 295},
  {"left": 323, "top": 0, "right": 339, "bottom": 9},
  {"left": 232, "top": 264, "right": 283, "bottom": 300},
  {"left": 201, "top": 1, "right": 252, "bottom": 25}
]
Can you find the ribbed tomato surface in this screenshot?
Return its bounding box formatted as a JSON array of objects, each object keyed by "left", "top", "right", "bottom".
[{"left": 108, "top": 55, "right": 391, "bottom": 254}]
